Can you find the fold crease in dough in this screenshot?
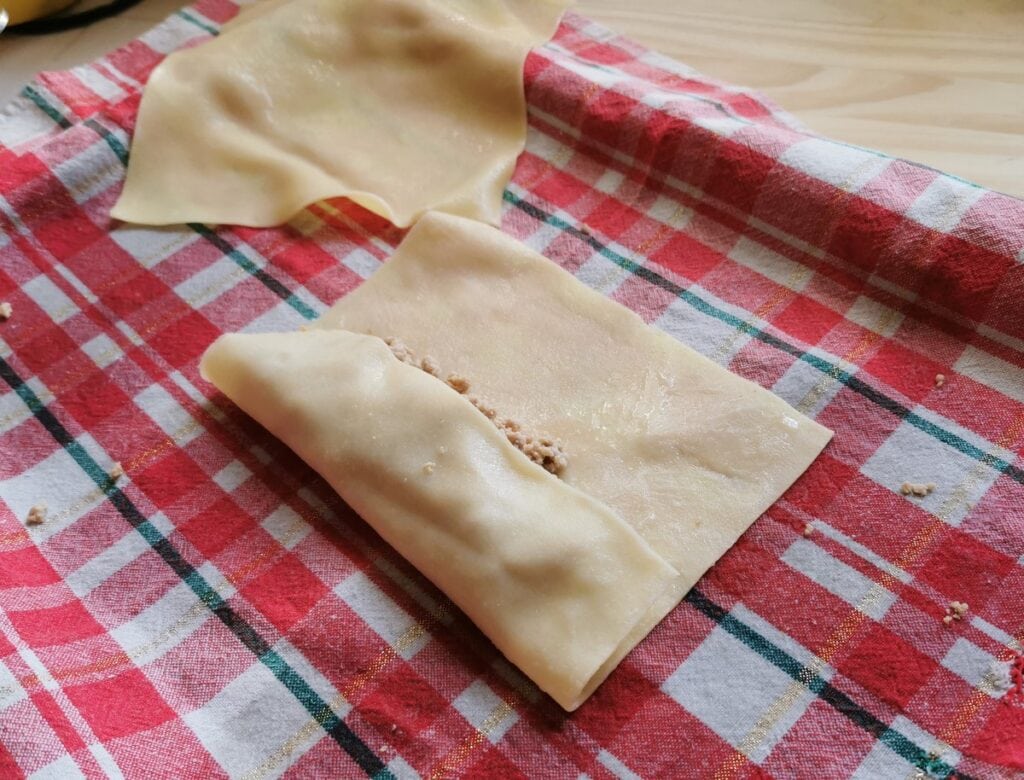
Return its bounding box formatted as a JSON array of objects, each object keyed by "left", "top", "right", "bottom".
[{"left": 111, "top": 0, "right": 568, "bottom": 228}]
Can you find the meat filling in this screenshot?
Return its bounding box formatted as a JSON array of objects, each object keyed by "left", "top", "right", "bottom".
[{"left": 385, "top": 337, "right": 568, "bottom": 476}]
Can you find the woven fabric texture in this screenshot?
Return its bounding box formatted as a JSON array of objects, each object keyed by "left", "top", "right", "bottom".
[{"left": 0, "top": 1, "right": 1022, "bottom": 777}]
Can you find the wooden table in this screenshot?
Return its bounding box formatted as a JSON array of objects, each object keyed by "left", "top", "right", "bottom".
[
  {"left": 581, "top": 0, "right": 1024, "bottom": 198},
  {"left": 1, "top": 0, "right": 1021, "bottom": 197}
]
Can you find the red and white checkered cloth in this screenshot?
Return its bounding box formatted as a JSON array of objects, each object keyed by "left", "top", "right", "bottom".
[{"left": 1, "top": 2, "right": 1023, "bottom": 777}]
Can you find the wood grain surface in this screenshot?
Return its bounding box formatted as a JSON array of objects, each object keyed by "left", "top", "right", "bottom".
[
  {"left": 578, "top": 0, "right": 1024, "bottom": 198},
  {"left": 1, "top": 0, "right": 1021, "bottom": 197}
]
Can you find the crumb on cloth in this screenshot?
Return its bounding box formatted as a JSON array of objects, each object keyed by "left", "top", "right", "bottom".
[
  {"left": 943, "top": 601, "right": 969, "bottom": 625},
  {"left": 0, "top": 302, "right": 11, "bottom": 321},
  {"left": 901, "top": 482, "right": 935, "bottom": 497},
  {"left": 109, "top": 462, "right": 124, "bottom": 481},
  {"left": 25, "top": 503, "right": 47, "bottom": 526},
  {"left": 935, "top": 373, "right": 945, "bottom": 388},
  {"left": 384, "top": 337, "right": 568, "bottom": 476},
  {"left": 802, "top": 524, "right": 814, "bottom": 537}
]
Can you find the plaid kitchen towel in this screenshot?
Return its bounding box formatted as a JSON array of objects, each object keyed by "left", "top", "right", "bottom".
[{"left": 1, "top": 1, "right": 1023, "bottom": 777}]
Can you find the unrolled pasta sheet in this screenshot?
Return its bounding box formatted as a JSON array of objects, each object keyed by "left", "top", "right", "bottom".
[
  {"left": 112, "top": 0, "right": 568, "bottom": 228},
  {"left": 201, "top": 330, "right": 678, "bottom": 711},
  {"left": 316, "top": 212, "right": 834, "bottom": 682}
]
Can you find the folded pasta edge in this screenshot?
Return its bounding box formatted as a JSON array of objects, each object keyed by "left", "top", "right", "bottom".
[{"left": 200, "top": 329, "right": 679, "bottom": 710}]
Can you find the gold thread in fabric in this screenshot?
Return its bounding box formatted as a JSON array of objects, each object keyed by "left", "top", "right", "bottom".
[
  {"left": 796, "top": 304, "right": 896, "bottom": 415},
  {"left": 429, "top": 699, "right": 515, "bottom": 780},
  {"left": 714, "top": 410, "right": 1024, "bottom": 778}
]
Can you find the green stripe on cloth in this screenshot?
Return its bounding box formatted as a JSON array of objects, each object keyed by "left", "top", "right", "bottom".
[
  {"left": 0, "top": 355, "right": 391, "bottom": 779},
  {"left": 20, "top": 85, "right": 73, "bottom": 129},
  {"left": 176, "top": 8, "right": 220, "bottom": 36},
  {"left": 86, "top": 117, "right": 128, "bottom": 163},
  {"left": 505, "top": 189, "right": 1024, "bottom": 488},
  {"left": 191, "top": 223, "right": 319, "bottom": 320},
  {"left": 685, "top": 590, "right": 959, "bottom": 779},
  {"left": 81, "top": 117, "right": 318, "bottom": 321}
]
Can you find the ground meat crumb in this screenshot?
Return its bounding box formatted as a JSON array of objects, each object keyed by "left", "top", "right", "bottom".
[
  {"left": 109, "top": 462, "right": 124, "bottom": 481},
  {"left": 507, "top": 430, "right": 569, "bottom": 475},
  {"left": 419, "top": 356, "right": 439, "bottom": 376},
  {"left": 385, "top": 338, "right": 567, "bottom": 476},
  {"left": 446, "top": 374, "right": 471, "bottom": 394},
  {"left": 944, "top": 601, "right": 969, "bottom": 625},
  {"left": 26, "top": 503, "right": 47, "bottom": 526},
  {"left": 901, "top": 482, "right": 935, "bottom": 497},
  {"left": 383, "top": 337, "right": 416, "bottom": 365},
  {"left": 935, "top": 373, "right": 946, "bottom": 388},
  {"left": 467, "top": 395, "right": 498, "bottom": 420},
  {"left": 0, "top": 302, "right": 11, "bottom": 321}
]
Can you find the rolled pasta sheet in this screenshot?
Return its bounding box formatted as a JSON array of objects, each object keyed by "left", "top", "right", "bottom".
[
  {"left": 201, "top": 330, "right": 678, "bottom": 710},
  {"left": 317, "top": 213, "right": 834, "bottom": 683}
]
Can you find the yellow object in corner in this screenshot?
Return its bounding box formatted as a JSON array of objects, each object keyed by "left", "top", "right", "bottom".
[{"left": 4, "top": 0, "right": 77, "bottom": 25}]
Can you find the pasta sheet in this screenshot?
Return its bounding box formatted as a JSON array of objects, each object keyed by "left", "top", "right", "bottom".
[
  {"left": 201, "top": 330, "right": 678, "bottom": 711},
  {"left": 112, "top": 0, "right": 567, "bottom": 227},
  {"left": 317, "top": 212, "right": 834, "bottom": 677}
]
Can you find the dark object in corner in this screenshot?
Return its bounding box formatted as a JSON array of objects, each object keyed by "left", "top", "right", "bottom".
[{"left": 6, "top": 0, "right": 145, "bottom": 34}]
